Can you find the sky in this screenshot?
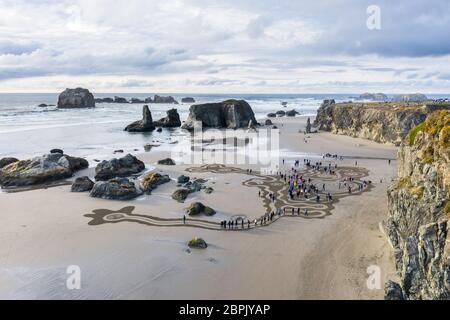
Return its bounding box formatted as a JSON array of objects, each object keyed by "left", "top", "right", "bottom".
[{"left": 0, "top": 0, "right": 450, "bottom": 93}]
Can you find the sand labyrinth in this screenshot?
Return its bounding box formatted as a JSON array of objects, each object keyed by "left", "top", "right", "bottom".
[{"left": 85, "top": 164, "right": 372, "bottom": 230}]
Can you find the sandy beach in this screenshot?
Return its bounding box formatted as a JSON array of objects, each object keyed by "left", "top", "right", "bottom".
[{"left": 0, "top": 116, "right": 398, "bottom": 299}]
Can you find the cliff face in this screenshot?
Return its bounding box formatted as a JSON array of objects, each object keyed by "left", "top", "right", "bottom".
[
  {"left": 385, "top": 110, "right": 450, "bottom": 299},
  {"left": 314, "top": 100, "right": 449, "bottom": 145}
]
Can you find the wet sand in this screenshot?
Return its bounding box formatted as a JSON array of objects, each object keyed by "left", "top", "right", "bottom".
[{"left": 0, "top": 116, "right": 397, "bottom": 299}]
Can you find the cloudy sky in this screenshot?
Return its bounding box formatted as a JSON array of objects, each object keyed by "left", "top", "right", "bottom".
[{"left": 1, "top": 0, "right": 450, "bottom": 93}]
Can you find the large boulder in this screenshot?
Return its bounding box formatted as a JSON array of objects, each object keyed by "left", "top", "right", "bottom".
[
  {"left": 71, "top": 176, "right": 94, "bottom": 192},
  {"left": 140, "top": 172, "right": 171, "bottom": 194},
  {"left": 153, "top": 109, "right": 181, "bottom": 127},
  {"left": 90, "top": 178, "right": 141, "bottom": 200},
  {"left": 57, "top": 88, "right": 95, "bottom": 109},
  {"left": 94, "top": 154, "right": 145, "bottom": 181},
  {"left": 181, "top": 97, "right": 195, "bottom": 103},
  {"left": 124, "top": 105, "right": 155, "bottom": 132},
  {"left": 265, "top": 119, "right": 273, "bottom": 126},
  {"left": 177, "top": 175, "right": 190, "bottom": 184},
  {"left": 172, "top": 188, "right": 190, "bottom": 202},
  {"left": 286, "top": 109, "right": 299, "bottom": 117},
  {"left": 0, "top": 153, "right": 88, "bottom": 188},
  {"left": 186, "top": 202, "right": 216, "bottom": 216},
  {"left": 267, "top": 113, "right": 276, "bottom": 118},
  {"left": 182, "top": 99, "right": 257, "bottom": 130},
  {"left": 0, "top": 157, "right": 18, "bottom": 169},
  {"left": 275, "top": 110, "right": 285, "bottom": 117}
]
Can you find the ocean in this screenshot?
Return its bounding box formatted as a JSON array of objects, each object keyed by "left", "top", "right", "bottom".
[{"left": 0, "top": 93, "right": 448, "bottom": 161}]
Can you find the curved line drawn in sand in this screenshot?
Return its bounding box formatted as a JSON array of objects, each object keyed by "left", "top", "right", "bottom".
[{"left": 85, "top": 164, "right": 372, "bottom": 230}]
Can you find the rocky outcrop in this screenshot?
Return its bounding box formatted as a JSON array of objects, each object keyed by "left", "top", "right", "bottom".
[
  {"left": 275, "top": 110, "right": 285, "bottom": 117},
  {"left": 95, "top": 97, "right": 114, "bottom": 103},
  {"left": 139, "top": 172, "right": 171, "bottom": 194},
  {"left": 314, "top": 99, "right": 450, "bottom": 145},
  {"left": 71, "top": 176, "right": 94, "bottom": 192},
  {"left": 153, "top": 109, "right": 181, "bottom": 127},
  {"left": 145, "top": 95, "right": 179, "bottom": 104},
  {"left": 182, "top": 99, "right": 257, "bottom": 130},
  {"left": 181, "top": 97, "right": 195, "bottom": 103},
  {"left": 0, "top": 157, "right": 18, "bottom": 169},
  {"left": 57, "top": 88, "right": 95, "bottom": 109},
  {"left": 267, "top": 113, "right": 276, "bottom": 118},
  {"left": 358, "top": 92, "right": 388, "bottom": 101},
  {"left": 94, "top": 154, "right": 145, "bottom": 181},
  {"left": 265, "top": 119, "right": 273, "bottom": 126},
  {"left": 306, "top": 118, "right": 312, "bottom": 133},
  {"left": 90, "top": 178, "right": 142, "bottom": 200},
  {"left": 384, "top": 110, "right": 450, "bottom": 299},
  {"left": 393, "top": 93, "right": 428, "bottom": 103},
  {"left": 124, "top": 105, "right": 155, "bottom": 132},
  {"left": 114, "top": 96, "right": 128, "bottom": 103},
  {"left": 0, "top": 153, "right": 88, "bottom": 188}
]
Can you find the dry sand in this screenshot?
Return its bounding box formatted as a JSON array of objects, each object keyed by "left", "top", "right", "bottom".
[{"left": 0, "top": 116, "right": 398, "bottom": 299}]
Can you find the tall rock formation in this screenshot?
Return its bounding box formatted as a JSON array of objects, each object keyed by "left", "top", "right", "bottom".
[
  {"left": 181, "top": 99, "right": 257, "bottom": 130},
  {"left": 385, "top": 110, "right": 450, "bottom": 299},
  {"left": 314, "top": 100, "right": 449, "bottom": 145},
  {"left": 57, "top": 88, "right": 95, "bottom": 109}
]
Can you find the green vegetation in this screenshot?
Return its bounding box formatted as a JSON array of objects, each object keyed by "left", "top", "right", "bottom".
[{"left": 408, "top": 122, "right": 425, "bottom": 145}]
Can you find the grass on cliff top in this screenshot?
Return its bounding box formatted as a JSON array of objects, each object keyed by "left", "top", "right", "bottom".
[
  {"left": 408, "top": 122, "right": 425, "bottom": 145},
  {"left": 335, "top": 101, "right": 450, "bottom": 112},
  {"left": 407, "top": 109, "right": 450, "bottom": 147}
]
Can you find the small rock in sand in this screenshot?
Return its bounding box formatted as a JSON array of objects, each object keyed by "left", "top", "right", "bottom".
[
  {"left": 188, "top": 237, "right": 207, "bottom": 249},
  {"left": 71, "top": 176, "right": 94, "bottom": 192}
]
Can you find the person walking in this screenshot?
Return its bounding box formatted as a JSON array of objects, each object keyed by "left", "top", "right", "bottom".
[{"left": 183, "top": 215, "right": 186, "bottom": 224}]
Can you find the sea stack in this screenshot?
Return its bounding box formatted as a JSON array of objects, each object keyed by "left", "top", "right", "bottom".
[
  {"left": 181, "top": 99, "right": 257, "bottom": 130},
  {"left": 124, "top": 105, "right": 155, "bottom": 132},
  {"left": 57, "top": 88, "right": 95, "bottom": 109}
]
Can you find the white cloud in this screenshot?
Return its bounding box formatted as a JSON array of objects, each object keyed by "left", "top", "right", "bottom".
[{"left": 0, "top": 0, "right": 450, "bottom": 93}]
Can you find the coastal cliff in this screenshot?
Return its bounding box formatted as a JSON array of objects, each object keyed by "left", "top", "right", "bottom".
[
  {"left": 314, "top": 100, "right": 449, "bottom": 145},
  {"left": 385, "top": 110, "right": 450, "bottom": 299}
]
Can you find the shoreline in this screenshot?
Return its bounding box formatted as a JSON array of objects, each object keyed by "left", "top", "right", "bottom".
[{"left": 0, "top": 116, "right": 397, "bottom": 299}]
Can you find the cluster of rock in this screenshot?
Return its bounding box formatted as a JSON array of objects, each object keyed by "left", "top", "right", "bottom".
[
  {"left": 181, "top": 99, "right": 258, "bottom": 130},
  {"left": 124, "top": 106, "right": 181, "bottom": 132},
  {"left": 358, "top": 92, "right": 389, "bottom": 101},
  {"left": 95, "top": 95, "right": 179, "bottom": 104},
  {"left": 384, "top": 110, "right": 450, "bottom": 300},
  {"left": 172, "top": 175, "right": 212, "bottom": 202},
  {"left": 57, "top": 88, "right": 95, "bottom": 109},
  {"left": 357, "top": 92, "right": 428, "bottom": 103},
  {"left": 0, "top": 151, "right": 88, "bottom": 188},
  {"left": 314, "top": 99, "right": 450, "bottom": 145}
]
